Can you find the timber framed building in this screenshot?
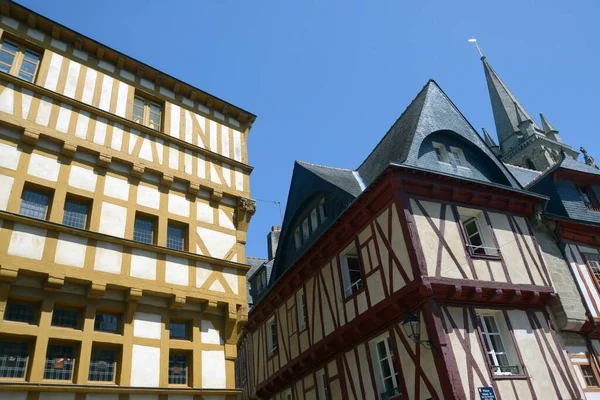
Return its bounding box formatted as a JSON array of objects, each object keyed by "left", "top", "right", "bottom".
[
  {"left": 0, "top": 1, "right": 256, "bottom": 400},
  {"left": 236, "top": 48, "right": 600, "bottom": 398}
]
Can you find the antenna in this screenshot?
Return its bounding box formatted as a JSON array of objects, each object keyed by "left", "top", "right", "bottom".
[
  {"left": 255, "top": 199, "right": 283, "bottom": 223},
  {"left": 468, "top": 37, "right": 484, "bottom": 57}
]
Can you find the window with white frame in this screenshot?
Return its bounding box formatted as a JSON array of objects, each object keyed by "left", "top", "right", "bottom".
[
  {"left": 296, "top": 288, "right": 306, "bottom": 332},
  {"left": 267, "top": 316, "right": 278, "bottom": 355},
  {"left": 319, "top": 199, "right": 327, "bottom": 222},
  {"left": 316, "top": 368, "right": 329, "bottom": 400},
  {"left": 369, "top": 333, "right": 400, "bottom": 400},
  {"left": 302, "top": 219, "right": 310, "bottom": 241},
  {"left": 449, "top": 146, "right": 468, "bottom": 168},
  {"left": 477, "top": 313, "right": 519, "bottom": 375},
  {"left": 294, "top": 228, "right": 302, "bottom": 250},
  {"left": 310, "top": 209, "right": 319, "bottom": 231},
  {"left": 457, "top": 207, "right": 498, "bottom": 257},
  {"left": 340, "top": 243, "right": 363, "bottom": 298},
  {"left": 432, "top": 142, "right": 449, "bottom": 163}
]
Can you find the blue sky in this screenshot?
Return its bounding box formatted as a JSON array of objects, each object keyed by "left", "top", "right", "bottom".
[{"left": 21, "top": 0, "right": 600, "bottom": 258}]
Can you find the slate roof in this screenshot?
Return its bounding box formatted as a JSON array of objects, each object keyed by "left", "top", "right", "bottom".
[
  {"left": 296, "top": 161, "right": 363, "bottom": 197},
  {"left": 482, "top": 57, "right": 540, "bottom": 146},
  {"left": 504, "top": 164, "right": 541, "bottom": 187},
  {"left": 246, "top": 257, "right": 268, "bottom": 306}
]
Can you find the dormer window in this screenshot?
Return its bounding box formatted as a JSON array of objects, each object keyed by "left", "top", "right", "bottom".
[
  {"left": 302, "top": 219, "right": 309, "bottom": 241},
  {"left": 432, "top": 142, "right": 449, "bottom": 163},
  {"left": 577, "top": 185, "right": 600, "bottom": 212},
  {"left": 319, "top": 199, "right": 327, "bottom": 221},
  {"left": 449, "top": 147, "right": 468, "bottom": 168},
  {"left": 294, "top": 228, "right": 302, "bottom": 250}
]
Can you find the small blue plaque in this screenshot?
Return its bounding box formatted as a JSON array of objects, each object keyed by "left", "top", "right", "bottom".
[{"left": 478, "top": 387, "right": 496, "bottom": 400}]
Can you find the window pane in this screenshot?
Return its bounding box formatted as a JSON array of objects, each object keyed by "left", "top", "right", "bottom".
[
  {"left": 434, "top": 146, "right": 445, "bottom": 161},
  {"left": 51, "top": 308, "right": 80, "bottom": 329},
  {"left": 168, "top": 354, "right": 188, "bottom": 384},
  {"left": 170, "top": 321, "right": 188, "bottom": 339},
  {"left": 0, "top": 341, "right": 28, "bottom": 378},
  {"left": 5, "top": 301, "right": 37, "bottom": 324},
  {"left": 582, "top": 365, "right": 599, "bottom": 387},
  {"left": 94, "top": 312, "right": 119, "bottom": 333},
  {"left": 495, "top": 353, "right": 510, "bottom": 367},
  {"left": 148, "top": 112, "right": 160, "bottom": 130},
  {"left": 133, "top": 217, "right": 154, "bottom": 244},
  {"left": 88, "top": 348, "right": 115, "bottom": 382},
  {"left": 1, "top": 41, "right": 18, "bottom": 54},
  {"left": 484, "top": 316, "right": 499, "bottom": 333},
  {"left": 23, "top": 50, "right": 39, "bottom": 63},
  {"left": 0, "top": 51, "right": 15, "bottom": 69},
  {"left": 489, "top": 335, "right": 506, "bottom": 353},
  {"left": 62, "top": 199, "right": 88, "bottom": 229},
  {"left": 19, "top": 188, "right": 50, "bottom": 219},
  {"left": 44, "top": 345, "right": 75, "bottom": 380},
  {"left": 167, "top": 225, "right": 185, "bottom": 250}
]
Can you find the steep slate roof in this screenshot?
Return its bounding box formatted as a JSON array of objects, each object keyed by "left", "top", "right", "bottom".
[
  {"left": 482, "top": 57, "right": 540, "bottom": 145},
  {"left": 504, "top": 164, "right": 541, "bottom": 187},
  {"left": 297, "top": 162, "right": 363, "bottom": 197}
]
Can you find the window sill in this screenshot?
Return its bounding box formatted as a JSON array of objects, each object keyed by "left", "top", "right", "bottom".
[
  {"left": 267, "top": 349, "right": 278, "bottom": 361},
  {"left": 492, "top": 374, "right": 528, "bottom": 381},
  {"left": 584, "top": 387, "right": 600, "bottom": 392},
  {"left": 298, "top": 326, "right": 307, "bottom": 334},
  {"left": 467, "top": 251, "right": 501, "bottom": 261},
  {"left": 87, "top": 381, "right": 117, "bottom": 386},
  {"left": 343, "top": 286, "right": 366, "bottom": 303}
]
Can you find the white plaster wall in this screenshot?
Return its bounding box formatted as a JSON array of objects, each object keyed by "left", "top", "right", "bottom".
[
  {"left": 0, "top": 83, "right": 14, "bottom": 115},
  {"left": 196, "top": 261, "right": 212, "bottom": 287},
  {"left": 196, "top": 227, "right": 235, "bottom": 259},
  {"left": 0, "top": 392, "right": 26, "bottom": 400},
  {"left": 222, "top": 164, "right": 231, "bottom": 187},
  {"left": 98, "top": 75, "right": 113, "bottom": 112},
  {"left": 0, "top": 174, "right": 14, "bottom": 210},
  {"left": 209, "top": 120, "right": 217, "bottom": 152},
  {"left": 63, "top": 60, "right": 81, "bottom": 99},
  {"left": 28, "top": 153, "right": 60, "bottom": 182},
  {"left": 168, "top": 193, "right": 190, "bottom": 217},
  {"left": 111, "top": 124, "right": 123, "bottom": 151},
  {"left": 43, "top": 52, "right": 63, "bottom": 91},
  {"left": 82, "top": 68, "right": 97, "bottom": 105},
  {"left": 197, "top": 201, "right": 214, "bottom": 224},
  {"left": 137, "top": 185, "right": 160, "bottom": 210},
  {"left": 75, "top": 111, "right": 90, "bottom": 139},
  {"left": 209, "top": 280, "right": 226, "bottom": 293},
  {"left": 98, "top": 202, "right": 127, "bottom": 238},
  {"left": 0, "top": 141, "right": 20, "bottom": 170},
  {"left": 131, "top": 345, "right": 160, "bottom": 387},
  {"left": 133, "top": 312, "right": 162, "bottom": 339},
  {"left": 36, "top": 97, "right": 53, "bottom": 126},
  {"left": 201, "top": 320, "right": 223, "bottom": 345},
  {"left": 218, "top": 209, "right": 235, "bottom": 230},
  {"left": 139, "top": 136, "right": 153, "bottom": 162},
  {"left": 20, "top": 88, "right": 33, "bottom": 119},
  {"left": 169, "top": 144, "right": 179, "bottom": 170},
  {"left": 222, "top": 267, "right": 238, "bottom": 294},
  {"left": 103, "top": 175, "right": 129, "bottom": 201},
  {"left": 94, "top": 118, "right": 108, "bottom": 145},
  {"left": 130, "top": 249, "right": 157, "bottom": 280},
  {"left": 165, "top": 255, "right": 189, "bottom": 286},
  {"left": 115, "top": 81, "right": 128, "bottom": 118},
  {"left": 184, "top": 150, "right": 192, "bottom": 174},
  {"left": 68, "top": 165, "right": 97, "bottom": 192},
  {"left": 8, "top": 223, "right": 46, "bottom": 260},
  {"left": 233, "top": 129, "right": 242, "bottom": 162},
  {"left": 197, "top": 154, "right": 206, "bottom": 179},
  {"left": 94, "top": 241, "right": 122, "bottom": 274},
  {"left": 210, "top": 164, "right": 221, "bottom": 185},
  {"left": 170, "top": 104, "right": 180, "bottom": 138},
  {"left": 202, "top": 350, "right": 226, "bottom": 388},
  {"left": 55, "top": 104, "right": 72, "bottom": 133},
  {"left": 54, "top": 233, "right": 87, "bottom": 267},
  {"left": 235, "top": 168, "right": 244, "bottom": 191}
]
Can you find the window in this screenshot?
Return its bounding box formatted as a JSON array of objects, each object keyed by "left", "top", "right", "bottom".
[
  {"left": 0, "top": 340, "right": 29, "bottom": 378},
  {"left": 581, "top": 364, "right": 599, "bottom": 387},
  {"left": 310, "top": 209, "right": 318, "bottom": 231},
  {"left": 282, "top": 388, "right": 293, "bottom": 400},
  {"left": 168, "top": 353, "right": 188, "bottom": 385},
  {"left": 432, "top": 142, "right": 449, "bottom": 163},
  {"left": 477, "top": 314, "right": 519, "bottom": 375},
  {"left": 133, "top": 214, "right": 156, "bottom": 244},
  {"left": 94, "top": 312, "right": 120, "bottom": 333},
  {"left": 371, "top": 336, "right": 400, "bottom": 400},
  {"left": 0, "top": 39, "right": 41, "bottom": 83},
  {"left": 167, "top": 223, "right": 186, "bottom": 251},
  {"left": 267, "top": 316, "right": 278, "bottom": 355},
  {"left": 294, "top": 228, "right": 302, "bottom": 250},
  {"left": 319, "top": 199, "right": 327, "bottom": 222},
  {"left": 43, "top": 344, "right": 76, "bottom": 381},
  {"left": 62, "top": 197, "right": 90, "bottom": 229},
  {"left": 255, "top": 269, "right": 267, "bottom": 293},
  {"left": 132, "top": 95, "right": 162, "bottom": 130},
  {"left": 296, "top": 288, "right": 306, "bottom": 332},
  {"left": 316, "top": 368, "right": 329, "bottom": 400},
  {"left": 577, "top": 185, "right": 600, "bottom": 211},
  {"left": 4, "top": 301, "right": 38, "bottom": 324},
  {"left": 457, "top": 207, "right": 498, "bottom": 257},
  {"left": 88, "top": 347, "right": 116, "bottom": 382},
  {"left": 302, "top": 219, "right": 309, "bottom": 241},
  {"left": 51, "top": 307, "right": 81, "bottom": 329},
  {"left": 449, "top": 147, "right": 468, "bottom": 168},
  {"left": 19, "top": 187, "right": 52, "bottom": 220},
  {"left": 169, "top": 321, "right": 189, "bottom": 340},
  {"left": 340, "top": 243, "right": 363, "bottom": 298}
]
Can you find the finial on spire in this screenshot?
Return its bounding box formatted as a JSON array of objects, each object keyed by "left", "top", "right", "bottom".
[
  {"left": 580, "top": 147, "right": 599, "bottom": 169},
  {"left": 468, "top": 38, "right": 484, "bottom": 58}
]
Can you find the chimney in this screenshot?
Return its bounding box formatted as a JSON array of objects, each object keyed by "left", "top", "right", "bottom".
[{"left": 267, "top": 226, "right": 281, "bottom": 260}]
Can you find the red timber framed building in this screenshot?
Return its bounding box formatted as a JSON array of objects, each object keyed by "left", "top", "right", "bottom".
[{"left": 236, "top": 80, "right": 587, "bottom": 400}]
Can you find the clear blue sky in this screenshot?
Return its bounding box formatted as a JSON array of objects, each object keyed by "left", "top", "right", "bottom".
[{"left": 21, "top": 0, "right": 600, "bottom": 258}]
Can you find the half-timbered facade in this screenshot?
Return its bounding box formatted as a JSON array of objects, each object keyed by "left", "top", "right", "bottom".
[
  {"left": 0, "top": 2, "right": 256, "bottom": 400},
  {"left": 239, "top": 79, "right": 586, "bottom": 399}
]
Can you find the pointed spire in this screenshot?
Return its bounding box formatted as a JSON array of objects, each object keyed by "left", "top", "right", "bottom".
[
  {"left": 540, "top": 113, "right": 557, "bottom": 133},
  {"left": 580, "top": 147, "right": 599, "bottom": 169},
  {"left": 481, "top": 57, "right": 540, "bottom": 148},
  {"left": 482, "top": 127, "right": 498, "bottom": 148}
]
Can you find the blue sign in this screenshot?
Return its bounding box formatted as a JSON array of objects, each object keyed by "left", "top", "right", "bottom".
[{"left": 478, "top": 387, "right": 497, "bottom": 400}]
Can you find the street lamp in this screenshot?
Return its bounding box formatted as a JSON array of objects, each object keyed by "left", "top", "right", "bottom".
[{"left": 402, "top": 313, "right": 432, "bottom": 350}]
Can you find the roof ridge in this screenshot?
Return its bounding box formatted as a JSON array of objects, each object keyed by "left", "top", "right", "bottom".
[
  {"left": 504, "top": 163, "right": 541, "bottom": 173},
  {"left": 297, "top": 160, "right": 354, "bottom": 172}
]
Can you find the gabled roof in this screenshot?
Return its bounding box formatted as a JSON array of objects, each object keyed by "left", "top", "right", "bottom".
[
  {"left": 504, "top": 164, "right": 541, "bottom": 187},
  {"left": 297, "top": 162, "right": 363, "bottom": 197},
  {"left": 482, "top": 57, "right": 540, "bottom": 146}
]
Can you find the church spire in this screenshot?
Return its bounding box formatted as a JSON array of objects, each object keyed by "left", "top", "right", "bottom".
[
  {"left": 539, "top": 113, "right": 562, "bottom": 142},
  {"left": 482, "top": 127, "right": 501, "bottom": 156},
  {"left": 481, "top": 57, "right": 540, "bottom": 149}
]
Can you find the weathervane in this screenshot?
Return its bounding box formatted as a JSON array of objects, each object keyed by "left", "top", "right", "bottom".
[{"left": 468, "top": 38, "right": 484, "bottom": 57}]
